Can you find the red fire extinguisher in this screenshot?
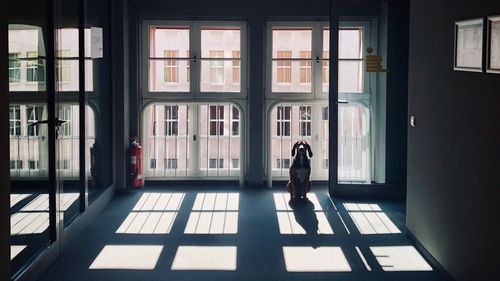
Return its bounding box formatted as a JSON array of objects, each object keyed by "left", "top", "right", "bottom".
[{"left": 129, "top": 137, "right": 143, "bottom": 188}]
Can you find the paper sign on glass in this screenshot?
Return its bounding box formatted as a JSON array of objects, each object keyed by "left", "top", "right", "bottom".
[{"left": 91, "top": 27, "right": 103, "bottom": 59}]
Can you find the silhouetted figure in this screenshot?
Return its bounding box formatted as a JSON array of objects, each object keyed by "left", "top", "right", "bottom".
[{"left": 287, "top": 140, "right": 313, "bottom": 201}]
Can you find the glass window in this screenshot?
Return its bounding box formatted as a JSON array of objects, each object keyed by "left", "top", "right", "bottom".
[
  {"left": 209, "top": 158, "right": 224, "bottom": 169},
  {"left": 146, "top": 22, "right": 244, "bottom": 95},
  {"left": 231, "top": 106, "right": 240, "bottom": 136},
  {"left": 323, "top": 28, "right": 364, "bottom": 93},
  {"left": 165, "top": 158, "right": 178, "bottom": 169},
  {"left": 232, "top": 159, "right": 239, "bottom": 169},
  {"left": 276, "top": 159, "right": 290, "bottom": 169},
  {"left": 276, "top": 51, "right": 292, "bottom": 83},
  {"left": 27, "top": 51, "right": 45, "bottom": 83},
  {"left": 299, "top": 51, "right": 312, "bottom": 84},
  {"left": 9, "top": 105, "right": 21, "bottom": 136},
  {"left": 232, "top": 51, "right": 240, "bottom": 83},
  {"left": 56, "top": 49, "right": 72, "bottom": 83},
  {"left": 276, "top": 106, "right": 291, "bottom": 136},
  {"left": 164, "top": 50, "right": 179, "bottom": 83},
  {"left": 209, "top": 105, "right": 224, "bottom": 136},
  {"left": 9, "top": 53, "right": 21, "bottom": 83},
  {"left": 165, "top": 105, "right": 179, "bottom": 136},
  {"left": 209, "top": 50, "right": 224, "bottom": 83},
  {"left": 144, "top": 103, "right": 241, "bottom": 179},
  {"left": 299, "top": 106, "right": 312, "bottom": 136},
  {"left": 27, "top": 105, "right": 43, "bottom": 136},
  {"left": 201, "top": 27, "right": 241, "bottom": 92},
  {"left": 149, "top": 27, "right": 190, "bottom": 92},
  {"left": 59, "top": 105, "right": 73, "bottom": 136},
  {"left": 272, "top": 28, "right": 312, "bottom": 93}
]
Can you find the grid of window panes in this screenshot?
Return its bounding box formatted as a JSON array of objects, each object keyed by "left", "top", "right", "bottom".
[
  {"left": 271, "top": 28, "right": 312, "bottom": 93},
  {"left": 9, "top": 104, "right": 96, "bottom": 178},
  {"left": 148, "top": 25, "right": 242, "bottom": 93},
  {"left": 271, "top": 103, "right": 369, "bottom": 181},
  {"left": 271, "top": 104, "right": 314, "bottom": 178},
  {"left": 323, "top": 28, "right": 364, "bottom": 93},
  {"left": 8, "top": 27, "right": 47, "bottom": 91},
  {"left": 269, "top": 24, "right": 370, "bottom": 183},
  {"left": 200, "top": 27, "right": 241, "bottom": 92},
  {"left": 145, "top": 103, "right": 241, "bottom": 178},
  {"left": 149, "top": 27, "right": 191, "bottom": 92}
]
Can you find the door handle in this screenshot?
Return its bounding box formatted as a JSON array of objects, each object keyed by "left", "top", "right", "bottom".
[
  {"left": 29, "top": 118, "right": 67, "bottom": 127},
  {"left": 336, "top": 100, "right": 349, "bottom": 104}
]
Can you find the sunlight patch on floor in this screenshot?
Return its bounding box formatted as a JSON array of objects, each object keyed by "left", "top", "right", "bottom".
[
  {"left": 184, "top": 193, "right": 239, "bottom": 234},
  {"left": 283, "top": 246, "right": 351, "bottom": 272},
  {"left": 344, "top": 203, "right": 400, "bottom": 234},
  {"left": 370, "top": 246, "right": 433, "bottom": 271},
  {"left": 274, "top": 193, "right": 333, "bottom": 235},
  {"left": 11, "top": 245, "right": 26, "bottom": 260},
  {"left": 89, "top": 245, "right": 163, "bottom": 270},
  {"left": 132, "top": 193, "right": 185, "bottom": 211},
  {"left": 171, "top": 246, "right": 237, "bottom": 271},
  {"left": 116, "top": 212, "right": 177, "bottom": 234}
]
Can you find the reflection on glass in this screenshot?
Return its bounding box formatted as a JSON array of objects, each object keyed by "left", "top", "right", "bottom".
[
  {"left": 55, "top": 28, "right": 93, "bottom": 92},
  {"left": 8, "top": 25, "right": 46, "bottom": 92},
  {"left": 86, "top": 0, "right": 113, "bottom": 203},
  {"left": 9, "top": 20, "right": 51, "bottom": 278},
  {"left": 55, "top": 0, "right": 82, "bottom": 226}
]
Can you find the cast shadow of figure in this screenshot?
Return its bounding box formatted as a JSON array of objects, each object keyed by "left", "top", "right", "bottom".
[{"left": 289, "top": 198, "right": 320, "bottom": 248}]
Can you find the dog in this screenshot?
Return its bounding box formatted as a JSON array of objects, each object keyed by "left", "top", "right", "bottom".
[{"left": 287, "top": 140, "right": 313, "bottom": 201}]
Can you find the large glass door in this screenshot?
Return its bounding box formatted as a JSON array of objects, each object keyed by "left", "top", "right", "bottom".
[
  {"left": 8, "top": 7, "right": 54, "bottom": 278},
  {"left": 9, "top": 0, "right": 90, "bottom": 277},
  {"left": 54, "top": 0, "right": 82, "bottom": 227}
]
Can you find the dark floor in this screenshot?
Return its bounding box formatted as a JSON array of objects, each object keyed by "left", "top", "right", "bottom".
[{"left": 39, "top": 185, "right": 448, "bottom": 281}]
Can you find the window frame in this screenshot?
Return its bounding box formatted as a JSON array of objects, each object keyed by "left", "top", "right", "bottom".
[
  {"left": 265, "top": 20, "right": 377, "bottom": 185},
  {"left": 266, "top": 21, "right": 373, "bottom": 101},
  {"left": 141, "top": 20, "right": 248, "bottom": 99},
  {"left": 141, "top": 101, "right": 246, "bottom": 185},
  {"left": 9, "top": 105, "right": 21, "bottom": 136},
  {"left": 9, "top": 53, "right": 22, "bottom": 84}
]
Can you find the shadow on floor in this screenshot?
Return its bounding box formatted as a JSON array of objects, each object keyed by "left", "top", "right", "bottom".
[{"left": 38, "top": 185, "right": 449, "bottom": 281}]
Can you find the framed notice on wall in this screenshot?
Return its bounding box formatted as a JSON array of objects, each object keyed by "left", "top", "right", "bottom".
[
  {"left": 454, "top": 18, "right": 484, "bottom": 72},
  {"left": 487, "top": 15, "right": 500, "bottom": 73}
]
